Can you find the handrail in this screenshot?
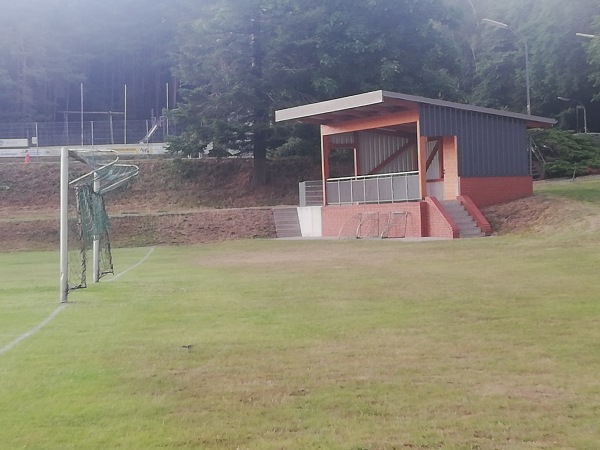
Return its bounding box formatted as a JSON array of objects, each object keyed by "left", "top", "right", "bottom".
[
  {"left": 326, "top": 170, "right": 420, "bottom": 205},
  {"left": 327, "top": 171, "right": 418, "bottom": 182}
]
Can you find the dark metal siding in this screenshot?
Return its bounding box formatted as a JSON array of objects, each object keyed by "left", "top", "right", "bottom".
[{"left": 419, "top": 104, "right": 529, "bottom": 177}]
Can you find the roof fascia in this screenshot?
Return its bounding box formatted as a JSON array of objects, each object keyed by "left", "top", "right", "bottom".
[
  {"left": 275, "top": 91, "right": 384, "bottom": 122},
  {"left": 321, "top": 110, "right": 419, "bottom": 136},
  {"left": 381, "top": 91, "right": 556, "bottom": 126},
  {"left": 274, "top": 89, "right": 557, "bottom": 128}
]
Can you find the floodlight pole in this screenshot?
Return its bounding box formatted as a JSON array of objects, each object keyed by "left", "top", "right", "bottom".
[
  {"left": 80, "top": 83, "right": 84, "bottom": 146},
  {"left": 59, "top": 147, "right": 69, "bottom": 303},
  {"left": 124, "top": 84, "right": 127, "bottom": 144},
  {"left": 483, "top": 18, "right": 532, "bottom": 115},
  {"left": 165, "top": 82, "right": 170, "bottom": 137},
  {"left": 34, "top": 122, "right": 39, "bottom": 159},
  {"left": 558, "top": 96, "right": 588, "bottom": 133}
]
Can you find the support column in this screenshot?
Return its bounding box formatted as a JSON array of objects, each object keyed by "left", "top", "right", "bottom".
[
  {"left": 442, "top": 136, "right": 458, "bottom": 200},
  {"left": 417, "top": 136, "right": 428, "bottom": 200},
  {"left": 353, "top": 131, "right": 360, "bottom": 177},
  {"left": 321, "top": 132, "right": 331, "bottom": 206}
]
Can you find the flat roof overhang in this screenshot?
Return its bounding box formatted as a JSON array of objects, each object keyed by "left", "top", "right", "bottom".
[{"left": 275, "top": 90, "right": 557, "bottom": 130}]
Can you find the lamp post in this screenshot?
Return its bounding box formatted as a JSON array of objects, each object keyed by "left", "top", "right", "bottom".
[
  {"left": 558, "top": 96, "right": 588, "bottom": 133},
  {"left": 483, "top": 18, "right": 532, "bottom": 115}
]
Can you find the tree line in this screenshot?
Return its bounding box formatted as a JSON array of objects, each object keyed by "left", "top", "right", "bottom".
[{"left": 1, "top": 0, "right": 600, "bottom": 181}]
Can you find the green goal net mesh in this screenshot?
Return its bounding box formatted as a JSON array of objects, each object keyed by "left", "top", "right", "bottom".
[{"left": 67, "top": 150, "right": 139, "bottom": 291}]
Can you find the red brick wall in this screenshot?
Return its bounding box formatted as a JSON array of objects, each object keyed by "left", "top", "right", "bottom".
[
  {"left": 459, "top": 176, "right": 533, "bottom": 207},
  {"left": 321, "top": 203, "right": 425, "bottom": 238},
  {"left": 321, "top": 201, "right": 463, "bottom": 239},
  {"left": 425, "top": 197, "right": 458, "bottom": 239}
]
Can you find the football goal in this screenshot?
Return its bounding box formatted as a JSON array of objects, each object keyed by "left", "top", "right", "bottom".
[{"left": 59, "top": 147, "right": 139, "bottom": 302}]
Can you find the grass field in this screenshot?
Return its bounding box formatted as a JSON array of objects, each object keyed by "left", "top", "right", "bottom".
[
  {"left": 2, "top": 185, "right": 600, "bottom": 449},
  {"left": 535, "top": 176, "right": 600, "bottom": 204}
]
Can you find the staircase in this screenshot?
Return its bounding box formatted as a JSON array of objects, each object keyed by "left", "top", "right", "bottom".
[
  {"left": 440, "top": 200, "right": 485, "bottom": 238},
  {"left": 273, "top": 207, "right": 302, "bottom": 238}
]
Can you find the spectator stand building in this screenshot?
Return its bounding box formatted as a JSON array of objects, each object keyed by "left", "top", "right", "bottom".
[{"left": 275, "top": 90, "right": 555, "bottom": 239}]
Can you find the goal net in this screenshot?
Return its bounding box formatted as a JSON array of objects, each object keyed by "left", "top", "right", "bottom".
[{"left": 60, "top": 148, "right": 139, "bottom": 302}]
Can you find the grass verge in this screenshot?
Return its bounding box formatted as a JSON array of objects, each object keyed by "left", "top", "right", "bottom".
[
  {"left": 1, "top": 230, "right": 600, "bottom": 449},
  {"left": 535, "top": 176, "right": 600, "bottom": 203}
]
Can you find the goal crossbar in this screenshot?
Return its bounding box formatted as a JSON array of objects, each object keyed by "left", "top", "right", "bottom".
[{"left": 59, "top": 147, "right": 139, "bottom": 302}]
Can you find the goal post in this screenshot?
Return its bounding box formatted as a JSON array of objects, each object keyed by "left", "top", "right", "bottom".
[
  {"left": 60, "top": 147, "right": 69, "bottom": 302},
  {"left": 59, "top": 147, "right": 139, "bottom": 303}
]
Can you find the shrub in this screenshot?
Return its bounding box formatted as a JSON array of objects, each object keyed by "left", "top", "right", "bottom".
[{"left": 530, "top": 129, "right": 600, "bottom": 178}]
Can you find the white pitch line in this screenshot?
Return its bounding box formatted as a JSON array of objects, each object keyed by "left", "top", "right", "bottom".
[
  {"left": 105, "top": 247, "right": 154, "bottom": 282},
  {"left": 0, "top": 303, "right": 68, "bottom": 356},
  {"left": 0, "top": 247, "right": 155, "bottom": 357}
]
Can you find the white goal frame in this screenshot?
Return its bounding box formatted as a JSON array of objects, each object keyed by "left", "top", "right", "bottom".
[
  {"left": 59, "top": 147, "right": 69, "bottom": 302},
  {"left": 59, "top": 147, "right": 138, "bottom": 302}
]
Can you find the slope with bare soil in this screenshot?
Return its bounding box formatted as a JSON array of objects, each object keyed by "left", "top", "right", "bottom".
[
  {"left": 2, "top": 158, "right": 599, "bottom": 251},
  {"left": 0, "top": 157, "right": 323, "bottom": 251},
  {"left": 483, "top": 182, "right": 600, "bottom": 236},
  {"left": 0, "top": 157, "right": 325, "bottom": 216}
]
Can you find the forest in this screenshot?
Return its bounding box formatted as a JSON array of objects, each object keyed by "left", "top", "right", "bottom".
[{"left": 1, "top": 0, "right": 600, "bottom": 178}]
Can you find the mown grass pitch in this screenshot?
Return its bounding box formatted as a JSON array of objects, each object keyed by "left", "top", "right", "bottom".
[{"left": 2, "top": 198, "right": 600, "bottom": 448}]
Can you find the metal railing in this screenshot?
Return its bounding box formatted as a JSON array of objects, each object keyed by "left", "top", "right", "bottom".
[
  {"left": 299, "top": 180, "right": 324, "bottom": 207},
  {"left": 326, "top": 171, "right": 420, "bottom": 205}
]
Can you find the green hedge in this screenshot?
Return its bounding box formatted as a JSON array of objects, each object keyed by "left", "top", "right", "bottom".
[{"left": 530, "top": 129, "right": 600, "bottom": 178}]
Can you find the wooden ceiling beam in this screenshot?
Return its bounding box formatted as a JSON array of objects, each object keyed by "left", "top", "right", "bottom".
[
  {"left": 368, "top": 140, "right": 417, "bottom": 175},
  {"left": 321, "top": 110, "right": 419, "bottom": 136}
]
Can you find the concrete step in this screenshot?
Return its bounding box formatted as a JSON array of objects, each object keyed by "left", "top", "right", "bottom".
[
  {"left": 440, "top": 200, "right": 465, "bottom": 211},
  {"left": 440, "top": 200, "right": 485, "bottom": 239},
  {"left": 273, "top": 207, "right": 302, "bottom": 238},
  {"left": 454, "top": 216, "right": 476, "bottom": 226},
  {"left": 458, "top": 228, "right": 485, "bottom": 239}
]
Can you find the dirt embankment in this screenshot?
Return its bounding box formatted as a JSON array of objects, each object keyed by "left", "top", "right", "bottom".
[
  {"left": 0, "top": 157, "right": 325, "bottom": 251},
  {"left": 483, "top": 191, "right": 600, "bottom": 236},
  {"left": 2, "top": 157, "right": 598, "bottom": 251},
  {"left": 0, "top": 157, "right": 326, "bottom": 216}
]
